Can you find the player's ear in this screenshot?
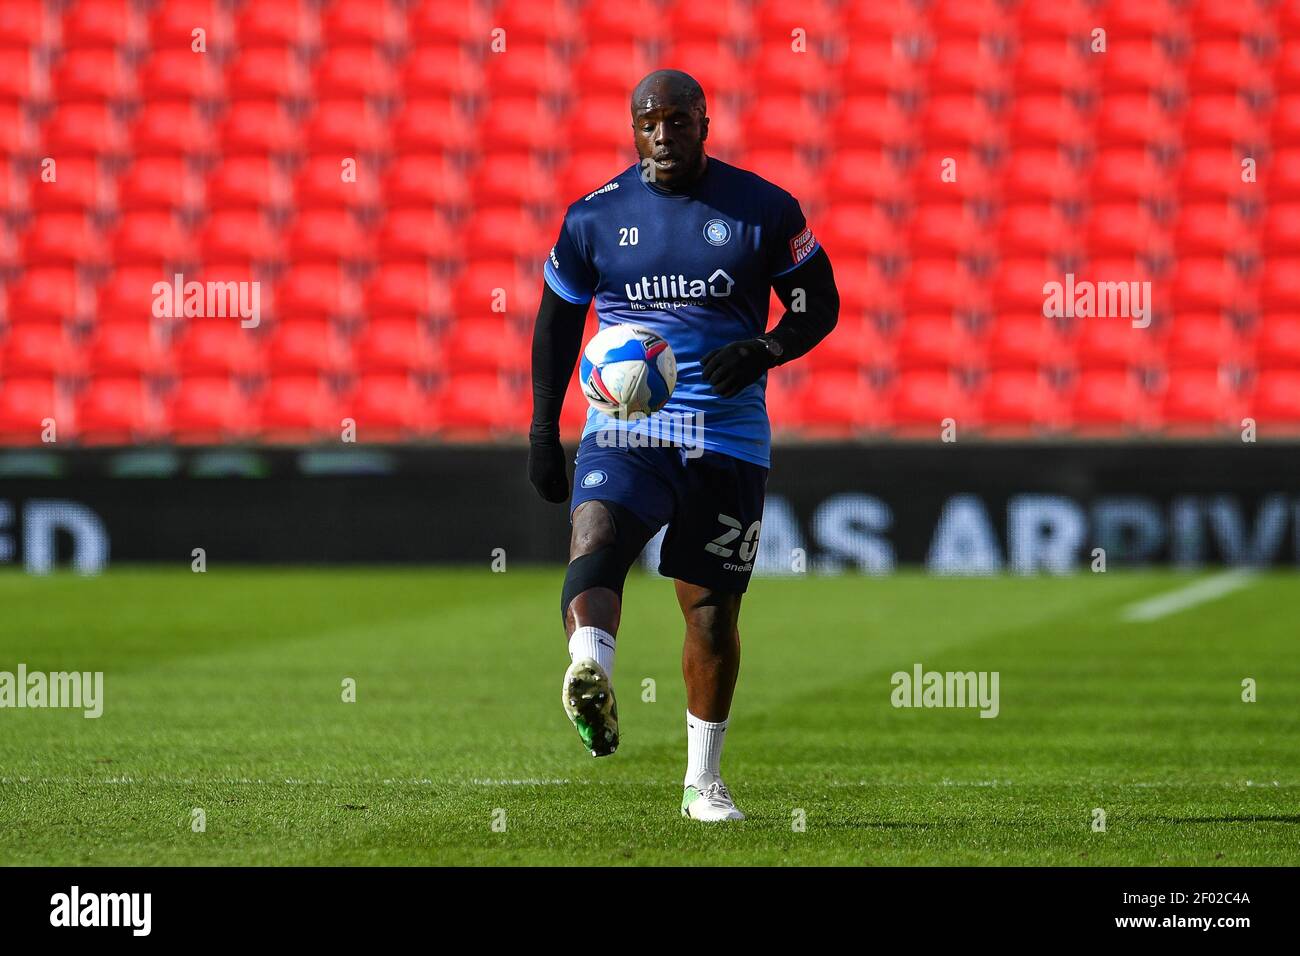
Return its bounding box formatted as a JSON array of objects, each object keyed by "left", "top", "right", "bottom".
[{"left": 700, "top": 115, "right": 709, "bottom": 143}]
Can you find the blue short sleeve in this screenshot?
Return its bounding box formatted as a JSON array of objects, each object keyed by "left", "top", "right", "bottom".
[{"left": 543, "top": 218, "right": 597, "bottom": 305}]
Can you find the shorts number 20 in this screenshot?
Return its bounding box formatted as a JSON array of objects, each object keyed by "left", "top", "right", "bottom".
[{"left": 705, "top": 514, "right": 761, "bottom": 561}]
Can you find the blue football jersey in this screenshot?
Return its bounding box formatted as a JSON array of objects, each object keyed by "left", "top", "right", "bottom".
[{"left": 543, "top": 158, "right": 820, "bottom": 468}]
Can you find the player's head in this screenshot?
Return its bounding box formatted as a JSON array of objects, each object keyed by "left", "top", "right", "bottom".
[{"left": 630, "top": 69, "right": 709, "bottom": 190}]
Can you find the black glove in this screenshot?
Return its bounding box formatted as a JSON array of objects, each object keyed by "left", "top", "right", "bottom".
[
  {"left": 701, "top": 338, "right": 775, "bottom": 398},
  {"left": 527, "top": 425, "right": 569, "bottom": 503}
]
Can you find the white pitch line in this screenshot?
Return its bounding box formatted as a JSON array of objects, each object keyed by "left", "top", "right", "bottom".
[{"left": 1120, "top": 570, "right": 1257, "bottom": 623}]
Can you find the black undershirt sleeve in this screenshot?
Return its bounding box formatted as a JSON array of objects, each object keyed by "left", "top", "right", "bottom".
[
  {"left": 529, "top": 283, "right": 590, "bottom": 440},
  {"left": 766, "top": 246, "right": 840, "bottom": 365}
]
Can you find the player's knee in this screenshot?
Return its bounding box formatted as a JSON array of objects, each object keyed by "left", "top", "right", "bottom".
[{"left": 569, "top": 501, "right": 617, "bottom": 559}]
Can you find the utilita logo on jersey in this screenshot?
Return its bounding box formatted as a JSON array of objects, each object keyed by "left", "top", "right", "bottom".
[{"left": 624, "top": 269, "right": 734, "bottom": 310}]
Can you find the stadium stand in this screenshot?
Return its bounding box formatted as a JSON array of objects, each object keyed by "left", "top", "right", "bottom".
[{"left": 0, "top": 0, "right": 1295, "bottom": 443}]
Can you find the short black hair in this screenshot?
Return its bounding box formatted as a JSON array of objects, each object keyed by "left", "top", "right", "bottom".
[{"left": 630, "top": 69, "right": 706, "bottom": 118}]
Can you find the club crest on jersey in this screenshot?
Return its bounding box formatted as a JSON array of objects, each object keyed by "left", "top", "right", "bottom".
[
  {"left": 703, "top": 219, "right": 731, "bottom": 246},
  {"left": 581, "top": 470, "right": 608, "bottom": 488}
]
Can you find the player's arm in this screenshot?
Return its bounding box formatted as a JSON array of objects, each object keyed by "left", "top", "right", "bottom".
[
  {"left": 702, "top": 247, "right": 840, "bottom": 398},
  {"left": 527, "top": 284, "right": 589, "bottom": 503}
]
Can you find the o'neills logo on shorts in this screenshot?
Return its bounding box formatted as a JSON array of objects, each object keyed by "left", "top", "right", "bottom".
[{"left": 789, "top": 226, "right": 816, "bottom": 266}]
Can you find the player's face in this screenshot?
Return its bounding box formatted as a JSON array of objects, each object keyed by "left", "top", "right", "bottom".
[{"left": 632, "top": 102, "right": 708, "bottom": 188}]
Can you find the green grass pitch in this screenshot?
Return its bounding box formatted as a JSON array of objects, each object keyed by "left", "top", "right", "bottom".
[{"left": 1, "top": 566, "right": 1297, "bottom": 866}]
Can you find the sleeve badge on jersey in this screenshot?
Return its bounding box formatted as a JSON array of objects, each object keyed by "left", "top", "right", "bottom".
[{"left": 789, "top": 225, "right": 816, "bottom": 266}]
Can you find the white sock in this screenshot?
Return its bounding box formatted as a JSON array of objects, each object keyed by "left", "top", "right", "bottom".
[
  {"left": 568, "top": 626, "right": 616, "bottom": 679},
  {"left": 685, "top": 710, "right": 728, "bottom": 788}
]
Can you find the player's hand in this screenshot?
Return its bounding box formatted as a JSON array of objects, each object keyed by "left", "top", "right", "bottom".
[
  {"left": 527, "top": 426, "right": 569, "bottom": 503},
  {"left": 701, "top": 338, "right": 774, "bottom": 398}
]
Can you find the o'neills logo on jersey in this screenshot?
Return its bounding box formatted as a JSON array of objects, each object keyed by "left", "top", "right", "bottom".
[{"left": 625, "top": 269, "right": 734, "bottom": 304}]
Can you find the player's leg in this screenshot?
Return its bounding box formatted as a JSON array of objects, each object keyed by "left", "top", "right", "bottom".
[
  {"left": 559, "top": 499, "right": 653, "bottom": 756},
  {"left": 675, "top": 580, "right": 748, "bottom": 820},
  {"left": 656, "top": 449, "right": 768, "bottom": 820},
  {"left": 560, "top": 434, "right": 669, "bottom": 756}
]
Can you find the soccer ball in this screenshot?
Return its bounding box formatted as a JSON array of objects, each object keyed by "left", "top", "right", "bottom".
[{"left": 579, "top": 324, "right": 677, "bottom": 417}]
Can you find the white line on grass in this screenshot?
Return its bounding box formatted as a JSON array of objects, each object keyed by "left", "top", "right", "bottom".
[{"left": 1120, "top": 570, "right": 1257, "bottom": 623}]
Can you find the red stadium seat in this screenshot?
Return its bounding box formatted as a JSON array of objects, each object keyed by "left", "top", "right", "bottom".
[
  {"left": 118, "top": 158, "right": 206, "bottom": 214},
  {"left": 1249, "top": 371, "right": 1300, "bottom": 431},
  {"left": 1002, "top": 150, "right": 1086, "bottom": 206},
  {"left": 174, "top": 324, "right": 265, "bottom": 379},
  {"left": 1073, "top": 317, "right": 1160, "bottom": 372},
  {"left": 667, "top": 0, "right": 754, "bottom": 47},
  {"left": 199, "top": 211, "right": 285, "bottom": 269},
  {"left": 365, "top": 264, "right": 451, "bottom": 321},
  {"left": 52, "top": 49, "right": 137, "bottom": 103},
  {"left": 286, "top": 210, "right": 374, "bottom": 267},
  {"left": 1095, "top": 96, "right": 1181, "bottom": 152},
  {"left": 0, "top": 103, "right": 40, "bottom": 160},
  {"left": 43, "top": 104, "right": 130, "bottom": 158},
  {"left": 442, "top": 317, "right": 530, "bottom": 375},
  {"left": 345, "top": 374, "right": 433, "bottom": 441},
  {"left": 294, "top": 155, "right": 382, "bottom": 213},
  {"left": 237, "top": 0, "right": 319, "bottom": 50},
  {"left": 890, "top": 371, "right": 977, "bottom": 434},
  {"left": 1068, "top": 370, "right": 1157, "bottom": 433},
  {"left": 140, "top": 49, "right": 226, "bottom": 103},
  {"left": 168, "top": 377, "right": 258, "bottom": 444},
  {"left": 409, "top": 0, "right": 489, "bottom": 46},
  {"left": 132, "top": 102, "right": 218, "bottom": 159},
  {"left": 206, "top": 157, "right": 294, "bottom": 213},
  {"left": 1091, "top": 150, "right": 1178, "bottom": 206},
  {"left": 895, "top": 314, "right": 981, "bottom": 372},
  {"left": 0, "top": 378, "right": 65, "bottom": 445},
  {"left": 1087, "top": 204, "right": 1172, "bottom": 262},
  {"left": 1186, "top": 95, "right": 1268, "bottom": 150},
  {"left": 322, "top": 0, "right": 407, "bottom": 50},
  {"left": 902, "top": 261, "right": 988, "bottom": 316},
  {"left": 1160, "top": 368, "right": 1242, "bottom": 432},
  {"left": 385, "top": 155, "right": 470, "bottom": 212},
  {"left": 983, "top": 315, "right": 1071, "bottom": 372},
  {"left": 305, "top": 101, "right": 391, "bottom": 154},
  {"left": 495, "top": 0, "right": 583, "bottom": 47},
  {"left": 470, "top": 154, "right": 555, "bottom": 208},
  {"left": 463, "top": 209, "right": 549, "bottom": 262},
  {"left": 979, "top": 370, "right": 1069, "bottom": 432},
  {"left": 220, "top": 102, "right": 303, "bottom": 158},
  {"left": 0, "top": 48, "right": 48, "bottom": 106},
  {"left": 1175, "top": 205, "right": 1257, "bottom": 259},
  {"left": 832, "top": 95, "right": 918, "bottom": 150},
  {"left": 76, "top": 378, "right": 164, "bottom": 445},
  {"left": 265, "top": 322, "right": 351, "bottom": 377},
  {"left": 1253, "top": 315, "right": 1300, "bottom": 369},
  {"left": 226, "top": 47, "right": 313, "bottom": 102},
  {"left": 426, "top": 372, "right": 525, "bottom": 436},
  {"left": 825, "top": 151, "right": 912, "bottom": 206},
  {"left": 86, "top": 320, "right": 172, "bottom": 378},
  {"left": 819, "top": 204, "right": 901, "bottom": 258},
  {"left": 62, "top": 0, "right": 147, "bottom": 50},
  {"left": 1009, "top": 96, "right": 1092, "bottom": 151},
  {"left": 354, "top": 319, "right": 441, "bottom": 377},
  {"left": 392, "top": 97, "right": 479, "bottom": 155},
  {"left": 151, "top": 0, "right": 235, "bottom": 53},
  {"left": 257, "top": 375, "right": 344, "bottom": 443},
  {"left": 402, "top": 45, "right": 484, "bottom": 100},
  {"left": 0, "top": 325, "right": 84, "bottom": 378},
  {"left": 1014, "top": 42, "right": 1096, "bottom": 99},
  {"left": 315, "top": 46, "right": 401, "bottom": 102},
  {"left": 96, "top": 267, "right": 169, "bottom": 324},
  {"left": 6, "top": 268, "right": 87, "bottom": 326},
  {"left": 111, "top": 212, "right": 198, "bottom": 270},
  {"left": 275, "top": 264, "right": 363, "bottom": 323},
  {"left": 0, "top": 1, "right": 60, "bottom": 50},
  {"left": 376, "top": 209, "right": 458, "bottom": 264},
  {"left": 30, "top": 157, "right": 117, "bottom": 216},
  {"left": 483, "top": 43, "right": 570, "bottom": 99},
  {"left": 21, "top": 213, "right": 108, "bottom": 269},
  {"left": 572, "top": 41, "right": 657, "bottom": 97},
  {"left": 910, "top": 206, "right": 987, "bottom": 260}
]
